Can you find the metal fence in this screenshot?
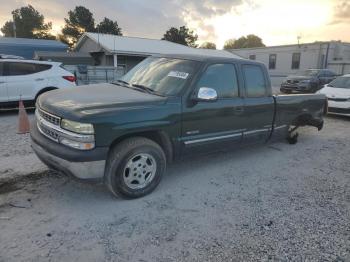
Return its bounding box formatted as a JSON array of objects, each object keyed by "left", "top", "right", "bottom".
[{"left": 63, "top": 65, "right": 126, "bottom": 86}]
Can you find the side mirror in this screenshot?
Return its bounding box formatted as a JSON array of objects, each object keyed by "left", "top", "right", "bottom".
[{"left": 194, "top": 87, "right": 218, "bottom": 102}]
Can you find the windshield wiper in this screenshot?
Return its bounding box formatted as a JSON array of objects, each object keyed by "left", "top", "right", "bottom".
[
  {"left": 131, "top": 84, "right": 165, "bottom": 96},
  {"left": 113, "top": 79, "right": 130, "bottom": 86}
]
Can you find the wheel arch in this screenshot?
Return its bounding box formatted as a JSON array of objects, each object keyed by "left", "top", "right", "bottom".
[
  {"left": 35, "top": 87, "right": 58, "bottom": 101},
  {"left": 109, "top": 130, "right": 174, "bottom": 163},
  {"left": 291, "top": 113, "right": 323, "bottom": 130}
]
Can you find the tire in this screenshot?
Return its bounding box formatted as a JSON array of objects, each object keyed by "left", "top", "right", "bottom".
[
  {"left": 287, "top": 132, "right": 298, "bottom": 144},
  {"left": 104, "top": 137, "right": 166, "bottom": 199}
]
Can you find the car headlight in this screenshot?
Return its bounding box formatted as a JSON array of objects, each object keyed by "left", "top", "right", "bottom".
[{"left": 61, "top": 119, "right": 94, "bottom": 134}]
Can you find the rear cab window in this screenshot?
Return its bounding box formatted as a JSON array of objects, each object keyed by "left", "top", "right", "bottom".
[
  {"left": 4, "top": 62, "right": 52, "bottom": 76},
  {"left": 196, "top": 63, "right": 239, "bottom": 98},
  {"left": 242, "top": 64, "right": 268, "bottom": 97}
]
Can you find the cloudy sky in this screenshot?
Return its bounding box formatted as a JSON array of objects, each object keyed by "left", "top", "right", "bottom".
[{"left": 0, "top": 0, "right": 349, "bottom": 48}]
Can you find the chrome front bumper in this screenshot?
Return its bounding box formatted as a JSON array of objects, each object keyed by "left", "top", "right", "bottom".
[{"left": 32, "top": 140, "right": 106, "bottom": 180}]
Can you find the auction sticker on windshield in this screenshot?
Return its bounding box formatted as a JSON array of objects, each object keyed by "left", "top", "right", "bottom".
[{"left": 168, "top": 71, "right": 189, "bottom": 79}]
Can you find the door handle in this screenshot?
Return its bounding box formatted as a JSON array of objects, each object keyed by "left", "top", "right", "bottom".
[
  {"left": 35, "top": 78, "right": 44, "bottom": 81},
  {"left": 0, "top": 81, "right": 5, "bottom": 84}
]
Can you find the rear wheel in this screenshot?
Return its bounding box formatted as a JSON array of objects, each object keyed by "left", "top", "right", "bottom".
[{"left": 104, "top": 137, "right": 166, "bottom": 199}]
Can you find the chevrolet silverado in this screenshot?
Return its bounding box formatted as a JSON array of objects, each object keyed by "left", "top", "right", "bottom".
[{"left": 31, "top": 54, "right": 326, "bottom": 198}]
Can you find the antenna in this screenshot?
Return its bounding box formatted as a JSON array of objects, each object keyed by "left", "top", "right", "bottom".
[{"left": 297, "top": 35, "right": 301, "bottom": 47}]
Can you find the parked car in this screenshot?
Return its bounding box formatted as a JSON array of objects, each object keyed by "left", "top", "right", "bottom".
[
  {"left": 318, "top": 74, "right": 350, "bottom": 116},
  {"left": 31, "top": 54, "right": 326, "bottom": 199},
  {"left": 280, "top": 69, "right": 337, "bottom": 94},
  {"left": 0, "top": 54, "right": 24, "bottom": 59},
  {"left": 0, "top": 59, "right": 76, "bottom": 105}
]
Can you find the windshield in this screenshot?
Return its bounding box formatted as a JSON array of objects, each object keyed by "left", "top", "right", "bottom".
[
  {"left": 118, "top": 57, "right": 199, "bottom": 96},
  {"left": 328, "top": 76, "right": 350, "bottom": 89},
  {"left": 300, "top": 69, "right": 319, "bottom": 76}
]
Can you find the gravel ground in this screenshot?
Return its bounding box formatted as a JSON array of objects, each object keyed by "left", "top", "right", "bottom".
[
  {"left": 0, "top": 112, "right": 349, "bottom": 262},
  {"left": 0, "top": 111, "right": 46, "bottom": 184}
]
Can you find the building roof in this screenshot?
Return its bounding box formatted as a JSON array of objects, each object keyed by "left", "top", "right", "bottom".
[
  {"left": 0, "top": 37, "right": 67, "bottom": 48},
  {"left": 34, "top": 51, "right": 91, "bottom": 58},
  {"left": 228, "top": 41, "right": 350, "bottom": 52},
  {"left": 33, "top": 51, "right": 95, "bottom": 65},
  {"left": 75, "top": 32, "right": 241, "bottom": 59}
]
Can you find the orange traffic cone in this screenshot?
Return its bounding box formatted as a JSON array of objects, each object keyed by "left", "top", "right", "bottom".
[{"left": 17, "top": 100, "right": 30, "bottom": 134}]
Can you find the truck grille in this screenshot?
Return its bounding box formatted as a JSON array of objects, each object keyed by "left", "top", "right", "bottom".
[
  {"left": 287, "top": 80, "right": 299, "bottom": 84},
  {"left": 38, "top": 108, "right": 60, "bottom": 126},
  {"left": 328, "top": 107, "right": 350, "bottom": 114},
  {"left": 328, "top": 98, "right": 348, "bottom": 102},
  {"left": 38, "top": 122, "right": 59, "bottom": 141}
]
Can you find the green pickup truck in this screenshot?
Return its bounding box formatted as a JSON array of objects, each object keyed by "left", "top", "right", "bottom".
[{"left": 31, "top": 54, "right": 326, "bottom": 198}]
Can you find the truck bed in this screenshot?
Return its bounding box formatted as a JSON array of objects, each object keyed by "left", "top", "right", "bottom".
[{"left": 273, "top": 93, "right": 326, "bottom": 130}]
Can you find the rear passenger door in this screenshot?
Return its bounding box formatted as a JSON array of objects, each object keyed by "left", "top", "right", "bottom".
[
  {"left": 5, "top": 62, "right": 49, "bottom": 102},
  {"left": 0, "top": 62, "right": 8, "bottom": 102},
  {"left": 241, "top": 64, "right": 275, "bottom": 144}
]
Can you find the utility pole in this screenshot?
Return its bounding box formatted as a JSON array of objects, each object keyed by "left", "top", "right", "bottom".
[{"left": 297, "top": 35, "right": 301, "bottom": 47}]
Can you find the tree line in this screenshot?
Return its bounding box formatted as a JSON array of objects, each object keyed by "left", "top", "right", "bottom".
[{"left": 0, "top": 5, "right": 265, "bottom": 50}]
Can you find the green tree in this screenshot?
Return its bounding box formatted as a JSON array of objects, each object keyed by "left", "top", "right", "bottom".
[
  {"left": 0, "top": 5, "right": 55, "bottom": 39},
  {"left": 60, "top": 6, "right": 96, "bottom": 47},
  {"left": 224, "top": 35, "right": 265, "bottom": 49},
  {"left": 162, "top": 26, "right": 198, "bottom": 48},
  {"left": 223, "top": 39, "right": 236, "bottom": 50},
  {"left": 96, "top": 17, "right": 122, "bottom": 35},
  {"left": 200, "top": 42, "right": 216, "bottom": 49}
]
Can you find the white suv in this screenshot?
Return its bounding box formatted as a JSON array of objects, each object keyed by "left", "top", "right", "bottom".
[{"left": 0, "top": 59, "right": 76, "bottom": 104}]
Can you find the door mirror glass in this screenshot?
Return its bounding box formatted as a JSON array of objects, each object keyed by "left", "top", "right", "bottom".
[{"left": 195, "top": 87, "right": 218, "bottom": 102}]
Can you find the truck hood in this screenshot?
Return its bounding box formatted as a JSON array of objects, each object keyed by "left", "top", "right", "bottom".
[{"left": 38, "top": 83, "right": 167, "bottom": 120}]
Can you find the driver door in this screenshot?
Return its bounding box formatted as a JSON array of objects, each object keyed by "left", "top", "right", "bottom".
[{"left": 181, "top": 63, "right": 245, "bottom": 154}]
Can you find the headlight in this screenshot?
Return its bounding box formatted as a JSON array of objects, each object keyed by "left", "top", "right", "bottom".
[{"left": 61, "top": 119, "right": 94, "bottom": 134}]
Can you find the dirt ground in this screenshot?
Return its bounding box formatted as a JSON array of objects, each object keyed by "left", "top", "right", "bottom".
[{"left": 0, "top": 113, "right": 349, "bottom": 262}]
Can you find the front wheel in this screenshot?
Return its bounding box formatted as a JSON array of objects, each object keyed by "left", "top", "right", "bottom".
[{"left": 104, "top": 137, "right": 166, "bottom": 199}]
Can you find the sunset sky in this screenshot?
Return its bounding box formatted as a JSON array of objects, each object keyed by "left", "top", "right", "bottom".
[{"left": 0, "top": 0, "right": 349, "bottom": 48}]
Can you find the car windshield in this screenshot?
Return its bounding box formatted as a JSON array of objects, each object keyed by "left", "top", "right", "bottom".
[
  {"left": 328, "top": 76, "right": 350, "bottom": 89},
  {"left": 116, "top": 57, "right": 199, "bottom": 96},
  {"left": 300, "top": 69, "right": 319, "bottom": 76}
]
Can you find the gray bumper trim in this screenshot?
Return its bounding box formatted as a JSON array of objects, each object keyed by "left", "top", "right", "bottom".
[{"left": 32, "top": 140, "right": 105, "bottom": 180}]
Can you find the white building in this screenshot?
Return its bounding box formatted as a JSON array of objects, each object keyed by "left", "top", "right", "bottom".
[
  {"left": 75, "top": 32, "right": 240, "bottom": 76},
  {"left": 228, "top": 41, "right": 350, "bottom": 86}
]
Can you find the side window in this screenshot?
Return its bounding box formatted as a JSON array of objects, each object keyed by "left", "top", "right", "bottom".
[
  {"left": 269, "top": 54, "right": 277, "bottom": 69},
  {"left": 0, "top": 62, "right": 3, "bottom": 76},
  {"left": 243, "top": 64, "right": 267, "bottom": 98},
  {"left": 197, "top": 63, "right": 239, "bottom": 98},
  {"left": 6, "top": 62, "right": 51, "bottom": 76},
  {"left": 318, "top": 70, "right": 326, "bottom": 77},
  {"left": 325, "top": 70, "right": 335, "bottom": 77},
  {"left": 35, "top": 64, "right": 52, "bottom": 72},
  {"left": 291, "top": 53, "right": 301, "bottom": 69}
]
